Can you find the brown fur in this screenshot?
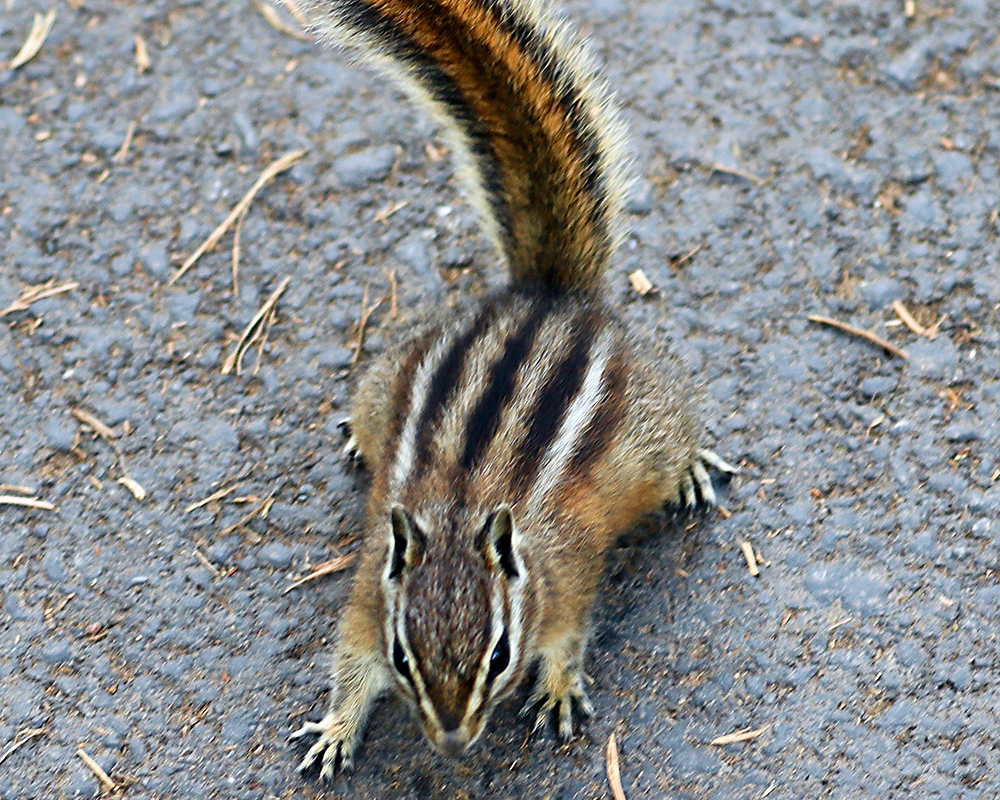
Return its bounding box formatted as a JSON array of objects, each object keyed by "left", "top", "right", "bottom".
[
  {"left": 298, "top": 0, "right": 630, "bottom": 294},
  {"left": 290, "top": 0, "right": 733, "bottom": 779}
]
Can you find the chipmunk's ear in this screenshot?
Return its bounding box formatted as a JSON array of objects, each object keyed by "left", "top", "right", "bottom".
[
  {"left": 387, "top": 504, "right": 426, "bottom": 580},
  {"left": 477, "top": 506, "right": 521, "bottom": 580}
]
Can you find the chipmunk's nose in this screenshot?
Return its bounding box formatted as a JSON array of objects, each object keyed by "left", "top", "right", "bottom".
[{"left": 439, "top": 729, "right": 471, "bottom": 757}]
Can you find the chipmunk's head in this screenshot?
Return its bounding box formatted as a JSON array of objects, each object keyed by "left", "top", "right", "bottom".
[{"left": 381, "top": 503, "right": 531, "bottom": 756}]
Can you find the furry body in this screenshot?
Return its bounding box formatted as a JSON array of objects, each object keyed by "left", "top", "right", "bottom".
[{"left": 289, "top": 0, "right": 734, "bottom": 779}]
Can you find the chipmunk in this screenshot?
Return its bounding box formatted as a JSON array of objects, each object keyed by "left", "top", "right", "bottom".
[{"left": 289, "top": 0, "right": 736, "bottom": 779}]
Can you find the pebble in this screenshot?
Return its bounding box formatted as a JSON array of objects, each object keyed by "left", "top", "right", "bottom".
[
  {"left": 199, "top": 419, "right": 240, "bottom": 453},
  {"left": 884, "top": 43, "right": 931, "bottom": 90},
  {"left": 43, "top": 417, "right": 77, "bottom": 452},
  {"left": 857, "top": 278, "right": 905, "bottom": 310},
  {"left": 258, "top": 542, "right": 294, "bottom": 569},
  {"left": 41, "top": 639, "right": 74, "bottom": 665},
  {"left": 332, "top": 145, "right": 397, "bottom": 189},
  {"left": 859, "top": 375, "right": 897, "bottom": 397},
  {"left": 906, "top": 338, "right": 959, "bottom": 379},
  {"left": 803, "top": 563, "right": 890, "bottom": 616}
]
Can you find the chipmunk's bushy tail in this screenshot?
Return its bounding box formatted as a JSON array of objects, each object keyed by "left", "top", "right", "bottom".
[{"left": 297, "top": 0, "right": 631, "bottom": 295}]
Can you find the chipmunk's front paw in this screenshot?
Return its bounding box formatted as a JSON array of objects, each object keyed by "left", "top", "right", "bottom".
[
  {"left": 290, "top": 713, "right": 357, "bottom": 780},
  {"left": 521, "top": 669, "right": 594, "bottom": 741},
  {"left": 337, "top": 416, "right": 365, "bottom": 466},
  {"left": 679, "top": 448, "right": 739, "bottom": 507}
]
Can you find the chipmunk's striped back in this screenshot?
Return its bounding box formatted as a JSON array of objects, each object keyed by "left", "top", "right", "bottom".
[
  {"left": 369, "top": 293, "right": 627, "bottom": 517},
  {"left": 354, "top": 290, "right": 703, "bottom": 544},
  {"left": 298, "top": 0, "right": 630, "bottom": 295}
]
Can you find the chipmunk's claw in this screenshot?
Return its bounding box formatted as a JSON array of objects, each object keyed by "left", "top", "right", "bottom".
[
  {"left": 521, "top": 672, "right": 593, "bottom": 741},
  {"left": 291, "top": 715, "right": 355, "bottom": 780},
  {"left": 675, "top": 448, "right": 738, "bottom": 509}
]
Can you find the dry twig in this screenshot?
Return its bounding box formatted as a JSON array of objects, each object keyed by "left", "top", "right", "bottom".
[
  {"left": 670, "top": 243, "right": 702, "bottom": 270},
  {"left": 284, "top": 554, "right": 357, "bottom": 593},
  {"left": 169, "top": 149, "right": 307, "bottom": 284},
  {"left": 255, "top": 0, "right": 313, "bottom": 40},
  {"left": 231, "top": 208, "right": 247, "bottom": 296},
  {"left": 386, "top": 268, "right": 399, "bottom": 320},
  {"left": 0, "top": 484, "right": 34, "bottom": 495},
  {"left": 218, "top": 493, "right": 275, "bottom": 537},
  {"left": 71, "top": 406, "right": 146, "bottom": 500},
  {"left": 221, "top": 276, "right": 291, "bottom": 375},
  {"left": 71, "top": 407, "right": 116, "bottom": 440},
  {"left": 0, "top": 728, "right": 46, "bottom": 767},
  {"left": 606, "top": 733, "right": 627, "bottom": 800},
  {"left": 194, "top": 548, "right": 221, "bottom": 577},
  {"left": 628, "top": 269, "right": 656, "bottom": 296},
  {"left": 0, "top": 280, "right": 78, "bottom": 318},
  {"left": 77, "top": 748, "right": 117, "bottom": 792},
  {"left": 117, "top": 477, "right": 147, "bottom": 501},
  {"left": 373, "top": 199, "right": 410, "bottom": 223},
  {"left": 185, "top": 482, "right": 243, "bottom": 513},
  {"left": 350, "top": 284, "right": 385, "bottom": 365},
  {"left": 892, "top": 300, "right": 941, "bottom": 340},
  {"left": 808, "top": 314, "right": 908, "bottom": 359},
  {"left": 134, "top": 34, "right": 150, "bottom": 73},
  {"left": 281, "top": 0, "right": 311, "bottom": 26},
  {"left": 113, "top": 120, "right": 137, "bottom": 164},
  {"left": 739, "top": 541, "right": 760, "bottom": 577},
  {"left": 710, "top": 725, "right": 770, "bottom": 746},
  {"left": 710, "top": 162, "right": 764, "bottom": 185},
  {"left": 0, "top": 495, "right": 55, "bottom": 511},
  {"left": 8, "top": 9, "right": 56, "bottom": 69}
]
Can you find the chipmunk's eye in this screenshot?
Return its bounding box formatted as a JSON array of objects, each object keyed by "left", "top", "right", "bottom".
[
  {"left": 393, "top": 637, "right": 414, "bottom": 685},
  {"left": 486, "top": 631, "right": 510, "bottom": 683}
]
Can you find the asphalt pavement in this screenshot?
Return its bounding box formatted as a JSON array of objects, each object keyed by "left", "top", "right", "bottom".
[{"left": 1, "top": 0, "right": 998, "bottom": 798}]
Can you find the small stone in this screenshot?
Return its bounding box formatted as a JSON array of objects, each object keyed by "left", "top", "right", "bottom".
[
  {"left": 140, "top": 241, "right": 171, "bottom": 280},
  {"left": 803, "top": 563, "right": 890, "bottom": 616},
  {"left": 907, "top": 338, "right": 959, "bottom": 379},
  {"left": 332, "top": 145, "right": 396, "bottom": 189},
  {"left": 859, "top": 376, "right": 897, "bottom": 398},
  {"left": 109, "top": 253, "right": 133, "bottom": 277},
  {"left": 884, "top": 43, "right": 930, "bottom": 90},
  {"left": 166, "top": 290, "right": 202, "bottom": 323},
  {"left": 44, "top": 417, "right": 77, "bottom": 452},
  {"left": 41, "top": 550, "right": 67, "bottom": 582},
  {"left": 317, "top": 345, "right": 353, "bottom": 370},
  {"left": 41, "top": 639, "right": 74, "bottom": 665},
  {"left": 933, "top": 150, "right": 973, "bottom": 189},
  {"left": 944, "top": 423, "right": 981, "bottom": 442},
  {"left": 857, "top": 278, "right": 904, "bottom": 310},
  {"left": 259, "top": 542, "right": 294, "bottom": 569},
  {"left": 876, "top": 699, "right": 919, "bottom": 731},
  {"left": 896, "top": 640, "right": 928, "bottom": 668},
  {"left": 200, "top": 419, "right": 239, "bottom": 453},
  {"left": 902, "top": 190, "right": 944, "bottom": 230},
  {"left": 626, "top": 180, "right": 654, "bottom": 215},
  {"left": 946, "top": 665, "right": 972, "bottom": 691}
]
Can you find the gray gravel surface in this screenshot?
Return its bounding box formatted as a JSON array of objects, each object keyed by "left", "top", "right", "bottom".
[{"left": 2, "top": 0, "right": 999, "bottom": 798}]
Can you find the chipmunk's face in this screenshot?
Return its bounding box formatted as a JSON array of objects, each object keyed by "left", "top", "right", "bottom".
[{"left": 381, "top": 504, "right": 529, "bottom": 756}]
